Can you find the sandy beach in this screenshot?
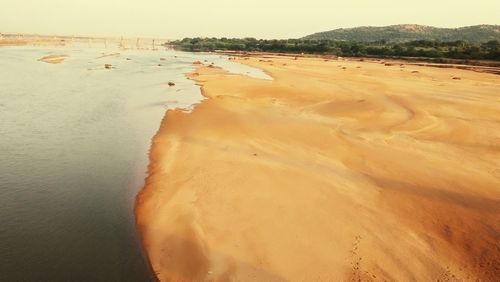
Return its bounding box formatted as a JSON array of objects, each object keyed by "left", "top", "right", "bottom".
[{"left": 136, "top": 56, "right": 500, "bottom": 281}]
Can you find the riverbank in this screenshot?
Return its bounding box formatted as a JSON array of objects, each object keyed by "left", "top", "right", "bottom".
[
  {"left": 0, "top": 34, "right": 169, "bottom": 50},
  {"left": 218, "top": 51, "right": 500, "bottom": 74},
  {"left": 136, "top": 55, "right": 500, "bottom": 281}
]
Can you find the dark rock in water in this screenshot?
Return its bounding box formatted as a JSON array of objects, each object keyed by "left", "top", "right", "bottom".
[
  {"left": 160, "top": 58, "right": 166, "bottom": 61},
  {"left": 193, "top": 61, "right": 203, "bottom": 65},
  {"left": 452, "top": 77, "right": 461, "bottom": 80},
  {"left": 168, "top": 82, "right": 175, "bottom": 86},
  {"left": 104, "top": 64, "right": 112, "bottom": 69},
  {"left": 158, "top": 64, "right": 162, "bottom": 66},
  {"left": 126, "top": 58, "right": 131, "bottom": 60},
  {"left": 208, "top": 65, "right": 215, "bottom": 68}
]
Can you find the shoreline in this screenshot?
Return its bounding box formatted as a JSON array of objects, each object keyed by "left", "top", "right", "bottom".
[
  {"left": 136, "top": 55, "right": 500, "bottom": 281},
  {"left": 217, "top": 50, "right": 500, "bottom": 67},
  {"left": 218, "top": 50, "right": 500, "bottom": 75}
]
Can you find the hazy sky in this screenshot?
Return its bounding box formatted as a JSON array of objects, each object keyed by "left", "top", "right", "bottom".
[{"left": 1, "top": 0, "right": 499, "bottom": 39}]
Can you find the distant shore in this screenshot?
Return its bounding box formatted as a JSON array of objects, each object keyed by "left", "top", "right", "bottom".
[
  {"left": 4, "top": 34, "right": 498, "bottom": 72},
  {"left": 215, "top": 50, "right": 500, "bottom": 74},
  {"left": 0, "top": 34, "right": 170, "bottom": 50},
  {"left": 136, "top": 55, "right": 500, "bottom": 280}
]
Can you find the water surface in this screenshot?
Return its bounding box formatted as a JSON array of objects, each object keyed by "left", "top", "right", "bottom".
[{"left": 0, "top": 46, "right": 268, "bottom": 281}]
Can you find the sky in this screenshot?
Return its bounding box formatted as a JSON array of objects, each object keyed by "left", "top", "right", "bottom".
[{"left": 1, "top": 0, "right": 499, "bottom": 39}]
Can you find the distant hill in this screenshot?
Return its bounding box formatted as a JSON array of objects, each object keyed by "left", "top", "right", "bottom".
[{"left": 302, "top": 24, "right": 500, "bottom": 43}]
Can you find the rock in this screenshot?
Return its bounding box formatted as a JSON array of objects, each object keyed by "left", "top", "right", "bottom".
[
  {"left": 104, "top": 64, "right": 112, "bottom": 69},
  {"left": 193, "top": 61, "right": 202, "bottom": 65},
  {"left": 452, "top": 77, "right": 461, "bottom": 80},
  {"left": 160, "top": 58, "right": 166, "bottom": 61},
  {"left": 168, "top": 82, "right": 175, "bottom": 86}
]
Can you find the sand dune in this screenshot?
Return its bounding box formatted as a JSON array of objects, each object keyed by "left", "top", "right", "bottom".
[{"left": 136, "top": 56, "right": 500, "bottom": 281}]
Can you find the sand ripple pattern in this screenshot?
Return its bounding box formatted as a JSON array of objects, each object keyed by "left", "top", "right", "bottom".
[{"left": 136, "top": 57, "right": 500, "bottom": 281}]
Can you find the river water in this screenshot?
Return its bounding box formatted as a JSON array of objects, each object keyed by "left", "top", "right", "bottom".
[{"left": 0, "top": 46, "right": 268, "bottom": 281}]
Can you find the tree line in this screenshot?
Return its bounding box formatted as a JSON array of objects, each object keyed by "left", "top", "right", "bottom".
[{"left": 170, "top": 38, "right": 500, "bottom": 61}]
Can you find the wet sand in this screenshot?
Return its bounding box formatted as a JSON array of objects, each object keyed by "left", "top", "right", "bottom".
[
  {"left": 136, "top": 56, "right": 500, "bottom": 281},
  {"left": 38, "top": 54, "right": 67, "bottom": 64}
]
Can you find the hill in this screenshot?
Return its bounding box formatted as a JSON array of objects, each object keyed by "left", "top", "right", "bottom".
[{"left": 302, "top": 24, "right": 500, "bottom": 43}]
